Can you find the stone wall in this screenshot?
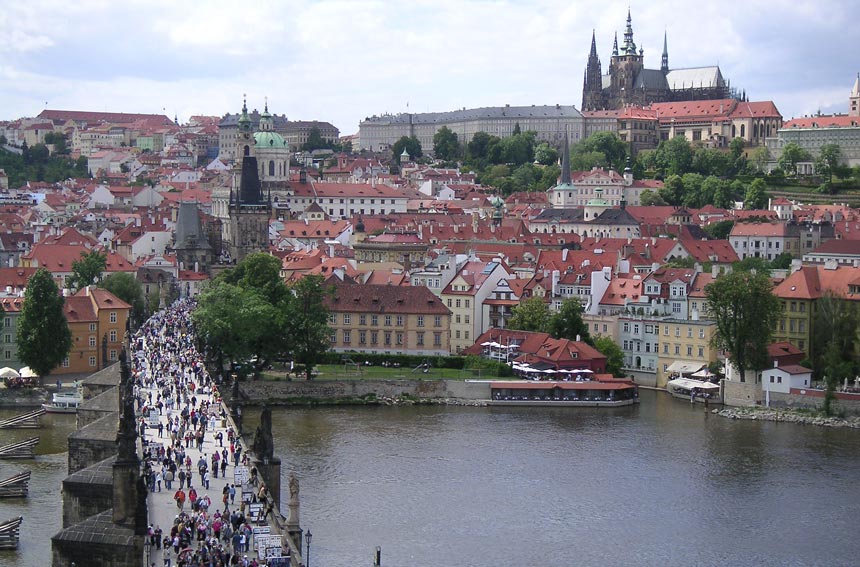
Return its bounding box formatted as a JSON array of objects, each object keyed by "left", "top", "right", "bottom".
[
  {"left": 68, "top": 413, "right": 119, "bottom": 474},
  {"left": 723, "top": 380, "right": 762, "bottom": 407},
  {"left": 62, "top": 456, "right": 115, "bottom": 527},
  {"left": 242, "top": 379, "right": 491, "bottom": 403},
  {"left": 767, "top": 389, "right": 860, "bottom": 416}
]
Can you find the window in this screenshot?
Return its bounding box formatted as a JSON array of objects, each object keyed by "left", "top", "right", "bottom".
[
  {"left": 623, "top": 322, "right": 630, "bottom": 333},
  {"left": 384, "top": 315, "right": 392, "bottom": 326},
  {"left": 417, "top": 316, "right": 425, "bottom": 327},
  {"left": 89, "top": 356, "right": 97, "bottom": 367},
  {"left": 3, "top": 334, "right": 8, "bottom": 344},
  {"left": 359, "top": 331, "right": 366, "bottom": 345},
  {"left": 447, "top": 299, "right": 452, "bottom": 307},
  {"left": 417, "top": 332, "right": 424, "bottom": 346},
  {"left": 371, "top": 331, "right": 378, "bottom": 345},
  {"left": 89, "top": 336, "right": 96, "bottom": 347},
  {"left": 698, "top": 347, "right": 704, "bottom": 357},
  {"left": 674, "top": 345, "right": 680, "bottom": 355},
  {"left": 396, "top": 332, "right": 403, "bottom": 345},
  {"left": 456, "top": 315, "right": 461, "bottom": 324},
  {"left": 675, "top": 327, "right": 680, "bottom": 337},
  {"left": 89, "top": 323, "right": 97, "bottom": 332},
  {"left": 343, "top": 314, "right": 351, "bottom": 325},
  {"left": 371, "top": 315, "right": 378, "bottom": 326},
  {"left": 109, "top": 330, "right": 117, "bottom": 342},
  {"left": 464, "top": 331, "right": 469, "bottom": 340},
  {"left": 699, "top": 329, "right": 705, "bottom": 339},
  {"left": 434, "top": 316, "right": 442, "bottom": 327},
  {"left": 465, "top": 300, "right": 470, "bottom": 308},
  {"left": 687, "top": 328, "right": 693, "bottom": 338},
  {"left": 396, "top": 316, "right": 404, "bottom": 326},
  {"left": 329, "top": 314, "right": 337, "bottom": 324},
  {"left": 62, "top": 357, "right": 70, "bottom": 368},
  {"left": 687, "top": 346, "right": 693, "bottom": 356},
  {"left": 330, "top": 332, "right": 337, "bottom": 343},
  {"left": 109, "top": 349, "right": 117, "bottom": 361},
  {"left": 465, "top": 315, "right": 470, "bottom": 324},
  {"left": 434, "top": 332, "right": 442, "bottom": 346},
  {"left": 360, "top": 315, "right": 367, "bottom": 326},
  {"left": 456, "top": 299, "right": 462, "bottom": 308},
  {"left": 672, "top": 302, "right": 681, "bottom": 314},
  {"left": 110, "top": 312, "right": 117, "bottom": 323},
  {"left": 455, "top": 330, "right": 461, "bottom": 339},
  {"left": 384, "top": 332, "right": 392, "bottom": 345},
  {"left": 664, "top": 326, "right": 669, "bottom": 336}
]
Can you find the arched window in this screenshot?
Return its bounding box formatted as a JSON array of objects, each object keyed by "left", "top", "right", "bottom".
[
  {"left": 269, "top": 161, "right": 275, "bottom": 176},
  {"left": 243, "top": 145, "right": 250, "bottom": 157},
  {"left": 740, "top": 124, "right": 745, "bottom": 138},
  {"left": 732, "top": 125, "right": 736, "bottom": 138}
]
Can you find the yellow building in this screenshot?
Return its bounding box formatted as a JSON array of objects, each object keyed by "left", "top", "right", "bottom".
[
  {"left": 656, "top": 318, "right": 718, "bottom": 387},
  {"left": 58, "top": 287, "right": 130, "bottom": 375}
]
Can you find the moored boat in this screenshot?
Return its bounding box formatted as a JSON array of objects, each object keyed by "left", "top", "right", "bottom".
[
  {"left": 666, "top": 377, "right": 722, "bottom": 404},
  {"left": 488, "top": 377, "right": 639, "bottom": 407},
  {"left": 42, "top": 391, "right": 82, "bottom": 414}
]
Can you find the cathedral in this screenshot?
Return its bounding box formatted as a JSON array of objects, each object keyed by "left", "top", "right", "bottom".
[{"left": 582, "top": 10, "right": 739, "bottom": 111}]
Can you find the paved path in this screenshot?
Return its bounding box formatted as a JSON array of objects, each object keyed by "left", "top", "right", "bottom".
[{"left": 131, "top": 301, "right": 285, "bottom": 567}]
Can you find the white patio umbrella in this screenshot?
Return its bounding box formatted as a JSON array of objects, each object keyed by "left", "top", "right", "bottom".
[
  {"left": 0, "top": 367, "right": 20, "bottom": 378},
  {"left": 19, "top": 367, "right": 38, "bottom": 378},
  {"left": 576, "top": 369, "right": 594, "bottom": 374}
]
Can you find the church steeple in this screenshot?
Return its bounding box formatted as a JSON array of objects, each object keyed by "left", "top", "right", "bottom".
[
  {"left": 622, "top": 8, "right": 637, "bottom": 55},
  {"left": 582, "top": 30, "right": 604, "bottom": 111},
  {"left": 661, "top": 31, "right": 669, "bottom": 74},
  {"left": 612, "top": 32, "right": 619, "bottom": 56},
  {"left": 850, "top": 73, "right": 860, "bottom": 117},
  {"left": 589, "top": 29, "right": 598, "bottom": 59}
]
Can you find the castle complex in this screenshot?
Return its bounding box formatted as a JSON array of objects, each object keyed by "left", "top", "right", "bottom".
[{"left": 582, "top": 10, "right": 739, "bottom": 111}]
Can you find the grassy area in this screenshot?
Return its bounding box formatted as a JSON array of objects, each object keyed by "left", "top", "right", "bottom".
[{"left": 259, "top": 363, "right": 508, "bottom": 382}]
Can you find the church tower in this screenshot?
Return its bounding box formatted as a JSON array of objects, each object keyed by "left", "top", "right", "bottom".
[
  {"left": 850, "top": 73, "right": 860, "bottom": 117},
  {"left": 609, "top": 9, "right": 644, "bottom": 107},
  {"left": 227, "top": 96, "right": 271, "bottom": 262},
  {"left": 582, "top": 30, "right": 605, "bottom": 111},
  {"left": 661, "top": 31, "right": 669, "bottom": 74}
]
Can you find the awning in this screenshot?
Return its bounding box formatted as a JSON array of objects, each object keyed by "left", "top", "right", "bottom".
[{"left": 666, "top": 361, "right": 705, "bottom": 374}]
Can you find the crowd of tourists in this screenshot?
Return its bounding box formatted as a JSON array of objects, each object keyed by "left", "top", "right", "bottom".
[{"left": 132, "top": 299, "right": 284, "bottom": 567}]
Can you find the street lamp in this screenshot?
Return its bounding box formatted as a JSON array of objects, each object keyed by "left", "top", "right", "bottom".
[
  {"left": 143, "top": 537, "right": 151, "bottom": 566},
  {"left": 374, "top": 545, "right": 382, "bottom": 566},
  {"left": 305, "top": 529, "right": 313, "bottom": 567}
]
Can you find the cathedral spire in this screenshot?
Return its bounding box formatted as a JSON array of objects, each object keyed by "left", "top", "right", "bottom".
[
  {"left": 623, "top": 8, "right": 637, "bottom": 55},
  {"left": 612, "top": 32, "right": 619, "bottom": 56},
  {"left": 661, "top": 30, "right": 669, "bottom": 74},
  {"left": 560, "top": 133, "right": 571, "bottom": 185},
  {"left": 589, "top": 29, "right": 597, "bottom": 58}
]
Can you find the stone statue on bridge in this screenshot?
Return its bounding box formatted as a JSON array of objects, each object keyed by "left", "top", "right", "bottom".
[{"left": 252, "top": 406, "right": 274, "bottom": 461}]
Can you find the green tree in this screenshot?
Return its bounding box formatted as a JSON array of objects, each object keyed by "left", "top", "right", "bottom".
[
  {"left": 17, "top": 268, "right": 72, "bottom": 380},
  {"left": 658, "top": 174, "right": 685, "bottom": 206},
  {"left": 536, "top": 164, "right": 562, "bottom": 191},
  {"left": 594, "top": 335, "right": 624, "bottom": 377},
  {"left": 466, "top": 131, "right": 497, "bottom": 165},
  {"left": 680, "top": 173, "right": 705, "bottom": 207},
  {"left": 815, "top": 143, "right": 842, "bottom": 182},
  {"left": 813, "top": 293, "right": 860, "bottom": 415},
  {"left": 500, "top": 131, "right": 536, "bottom": 166},
  {"left": 433, "top": 126, "right": 461, "bottom": 161},
  {"left": 288, "top": 275, "right": 331, "bottom": 380},
  {"left": 66, "top": 250, "right": 107, "bottom": 292},
  {"left": 576, "top": 131, "right": 628, "bottom": 171},
  {"left": 533, "top": 142, "right": 558, "bottom": 166},
  {"left": 548, "top": 298, "right": 592, "bottom": 344},
  {"left": 729, "top": 137, "right": 745, "bottom": 161},
  {"left": 218, "top": 252, "right": 287, "bottom": 305},
  {"left": 705, "top": 271, "right": 782, "bottom": 378},
  {"left": 301, "top": 126, "right": 329, "bottom": 152},
  {"left": 748, "top": 146, "right": 770, "bottom": 174},
  {"left": 507, "top": 296, "right": 551, "bottom": 333},
  {"left": 639, "top": 189, "right": 667, "bottom": 206},
  {"left": 99, "top": 272, "right": 145, "bottom": 329},
  {"left": 392, "top": 136, "right": 422, "bottom": 164},
  {"left": 691, "top": 148, "right": 732, "bottom": 177},
  {"left": 777, "top": 142, "right": 811, "bottom": 176},
  {"left": 655, "top": 136, "right": 693, "bottom": 176},
  {"left": 744, "top": 178, "right": 769, "bottom": 210},
  {"left": 703, "top": 220, "right": 735, "bottom": 240}
]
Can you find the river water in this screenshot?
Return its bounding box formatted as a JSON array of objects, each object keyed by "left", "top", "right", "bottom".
[
  {"left": 250, "top": 390, "right": 860, "bottom": 567},
  {"left": 2, "top": 391, "right": 859, "bottom": 567}
]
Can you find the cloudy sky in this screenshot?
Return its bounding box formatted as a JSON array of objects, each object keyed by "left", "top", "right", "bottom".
[{"left": 1, "top": 0, "right": 857, "bottom": 135}]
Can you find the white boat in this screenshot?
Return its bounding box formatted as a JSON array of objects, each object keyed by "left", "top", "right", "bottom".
[
  {"left": 666, "top": 377, "right": 722, "bottom": 404},
  {"left": 42, "top": 391, "right": 82, "bottom": 413}
]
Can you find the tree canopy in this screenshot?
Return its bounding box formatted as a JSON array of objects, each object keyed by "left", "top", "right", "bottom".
[
  {"left": 507, "top": 297, "right": 552, "bottom": 333},
  {"left": 17, "top": 268, "right": 72, "bottom": 379},
  {"left": 705, "top": 271, "right": 782, "bottom": 376},
  {"left": 66, "top": 250, "right": 107, "bottom": 292},
  {"left": 594, "top": 335, "right": 624, "bottom": 377},
  {"left": 548, "top": 298, "right": 592, "bottom": 344},
  {"left": 433, "top": 126, "right": 461, "bottom": 162},
  {"left": 392, "top": 136, "right": 423, "bottom": 164},
  {"left": 287, "top": 275, "right": 332, "bottom": 380}
]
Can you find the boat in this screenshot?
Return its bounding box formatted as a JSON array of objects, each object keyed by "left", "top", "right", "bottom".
[
  {"left": 42, "top": 390, "right": 82, "bottom": 413},
  {"left": 666, "top": 377, "right": 722, "bottom": 404},
  {"left": 488, "top": 378, "right": 639, "bottom": 407}
]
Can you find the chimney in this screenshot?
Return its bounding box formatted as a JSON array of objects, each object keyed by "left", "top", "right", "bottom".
[
  {"left": 576, "top": 334, "right": 581, "bottom": 342},
  {"left": 562, "top": 248, "right": 568, "bottom": 262}
]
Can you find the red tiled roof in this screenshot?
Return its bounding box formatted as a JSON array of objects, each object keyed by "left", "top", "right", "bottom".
[{"left": 783, "top": 115, "right": 860, "bottom": 129}]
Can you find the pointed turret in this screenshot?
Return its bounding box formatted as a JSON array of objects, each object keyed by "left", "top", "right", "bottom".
[
  {"left": 583, "top": 30, "right": 604, "bottom": 111},
  {"left": 560, "top": 133, "right": 571, "bottom": 185},
  {"left": 612, "top": 32, "right": 619, "bottom": 56},
  {"left": 589, "top": 29, "right": 598, "bottom": 58},
  {"left": 622, "top": 8, "right": 637, "bottom": 55},
  {"left": 850, "top": 73, "right": 860, "bottom": 117},
  {"left": 661, "top": 31, "right": 669, "bottom": 74}
]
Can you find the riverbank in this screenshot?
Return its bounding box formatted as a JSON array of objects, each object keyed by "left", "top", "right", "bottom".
[
  {"left": 714, "top": 406, "right": 860, "bottom": 428},
  {"left": 0, "top": 387, "right": 48, "bottom": 408}
]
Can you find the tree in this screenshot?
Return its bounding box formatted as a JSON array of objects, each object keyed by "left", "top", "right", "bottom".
[
  {"left": 17, "top": 268, "right": 72, "bottom": 380},
  {"left": 703, "top": 220, "right": 734, "bottom": 240},
  {"left": 729, "top": 137, "right": 745, "bottom": 161},
  {"left": 639, "top": 189, "right": 667, "bottom": 206},
  {"left": 533, "top": 142, "right": 558, "bottom": 166},
  {"left": 218, "top": 252, "right": 287, "bottom": 305},
  {"left": 433, "top": 126, "right": 461, "bottom": 161},
  {"left": 813, "top": 293, "right": 860, "bottom": 415},
  {"left": 705, "top": 271, "right": 782, "bottom": 378},
  {"left": 777, "top": 142, "right": 811, "bottom": 176},
  {"left": 301, "top": 126, "right": 331, "bottom": 152},
  {"left": 655, "top": 136, "right": 693, "bottom": 176},
  {"left": 594, "top": 335, "right": 624, "bottom": 377},
  {"left": 99, "top": 272, "right": 145, "bottom": 329},
  {"left": 576, "top": 131, "right": 628, "bottom": 171},
  {"left": 500, "top": 131, "right": 536, "bottom": 166},
  {"left": 658, "top": 174, "right": 685, "bottom": 206},
  {"left": 466, "top": 131, "right": 497, "bottom": 165},
  {"left": 744, "top": 178, "right": 769, "bottom": 210},
  {"left": 749, "top": 146, "right": 770, "bottom": 174},
  {"left": 815, "top": 143, "right": 842, "bottom": 182},
  {"left": 392, "top": 136, "right": 422, "bottom": 164},
  {"left": 549, "top": 298, "right": 592, "bottom": 344},
  {"left": 66, "top": 250, "right": 107, "bottom": 292},
  {"left": 507, "top": 297, "right": 551, "bottom": 333},
  {"left": 287, "top": 275, "right": 331, "bottom": 380}
]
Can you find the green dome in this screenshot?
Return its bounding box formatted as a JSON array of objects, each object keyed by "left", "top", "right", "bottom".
[{"left": 254, "top": 130, "right": 288, "bottom": 148}]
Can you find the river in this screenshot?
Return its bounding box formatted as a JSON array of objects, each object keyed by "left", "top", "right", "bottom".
[
  {"left": 250, "top": 390, "right": 860, "bottom": 567},
  {"left": 2, "top": 390, "right": 859, "bottom": 567}
]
